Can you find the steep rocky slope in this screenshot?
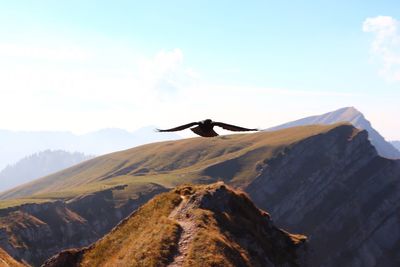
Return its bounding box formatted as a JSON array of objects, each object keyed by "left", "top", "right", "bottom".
[
  {"left": 43, "top": 183, "right": 307, "bottom": 267},
  {"left": 0, "top": 183, "right": 166, "bottom": 266},
  {"left": 267, "top": 106, "right": 400, "bottom": 159},
  {"left": 247, "top": 124, "right": 400, "bottom": 266},
  {"left": 0, "top": 247, "right": 26, "bottom": 266}
]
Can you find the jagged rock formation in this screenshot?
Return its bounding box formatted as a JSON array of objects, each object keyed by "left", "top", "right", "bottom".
[
  {"left": 267, "top": 106, "right": 400, "bottom": 159},
  {"left": 0, "top": 184, "right": 166, "bottom": 266},
  {"left": 43, "top": 183, "right": 307, "bottom": 267},
  {"left": 247, "top": 124, "right": 400, "bottom": 266}
]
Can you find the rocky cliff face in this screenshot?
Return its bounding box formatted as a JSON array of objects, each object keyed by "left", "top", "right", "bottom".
[
  {"left": 0, "top": 184, "right": 167, "bottom": 266},
  {"left": 247, "top": 125, "right": 400, "bottom": 266},
  {"left": 43, "top": 183, "right": 307, "bottom": 267}
]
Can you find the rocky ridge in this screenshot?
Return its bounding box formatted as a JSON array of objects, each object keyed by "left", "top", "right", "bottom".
[
  {"left": 0, "top": 184, "right": 166, "bottom": 266},
  {"left": 43, "top": 183, "right": 307, "bottom": 267}
]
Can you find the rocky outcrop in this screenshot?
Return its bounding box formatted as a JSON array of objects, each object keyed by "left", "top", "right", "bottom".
[
  {"left": 43, "top": 183, "right": 307, "bottom": 267},
  {"left": 0, "top": 184, "right": 167, "bottom": 266},
  {"left": 247, "top": 125, "right": 400, "bottom": 266}
]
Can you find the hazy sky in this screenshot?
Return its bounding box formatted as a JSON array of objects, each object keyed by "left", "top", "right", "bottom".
[{"left": 0, "top": 1, "right": 399, "bottom": 139}]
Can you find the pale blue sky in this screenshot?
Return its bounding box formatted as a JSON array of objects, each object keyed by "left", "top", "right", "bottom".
[{"left": 0, "top": 1, "right": 399, "bottom": 139}]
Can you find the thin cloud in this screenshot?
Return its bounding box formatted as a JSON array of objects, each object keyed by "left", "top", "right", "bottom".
[
  {"left": 363, "top": 16, "right": 400, "bottom": 81},
  {"left": 137, "top": 48, "right": 196, "bottom": 96},
  {"left": 0, "top": 43, "right": 199, "bottom": 132}
]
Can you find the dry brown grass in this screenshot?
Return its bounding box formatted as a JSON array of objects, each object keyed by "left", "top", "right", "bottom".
[
  {"left": 0, "top": 247, "right": 26, "bottom": 267},
  {"left": 80, "top": 191, "right": 182, "bottom": 267},
  {"left": 44, "top": 183, "right": 306, "bottom": 267}
]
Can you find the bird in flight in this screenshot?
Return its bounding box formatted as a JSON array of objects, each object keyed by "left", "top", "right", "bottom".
[{"left": 156, "top": 119, "right": 258, "bottom": 137}]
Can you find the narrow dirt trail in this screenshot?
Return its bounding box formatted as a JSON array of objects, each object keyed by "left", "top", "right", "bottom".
[{"left": 167, "top": 195, "right": 197, "bottom": 267}]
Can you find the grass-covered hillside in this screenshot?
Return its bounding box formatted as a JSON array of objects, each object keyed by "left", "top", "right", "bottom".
[{"left": 0, "top": 124, "right": 352, "bottom": 208}]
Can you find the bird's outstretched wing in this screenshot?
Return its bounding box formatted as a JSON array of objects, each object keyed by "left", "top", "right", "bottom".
[
  {"left": 213, "top": 122, "right": 258, "bottom": 132},
  {"left": 156, "top": 122, "right": 199, "bottom": 132}
]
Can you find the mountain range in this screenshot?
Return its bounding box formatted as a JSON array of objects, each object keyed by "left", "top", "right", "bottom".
[
  {"left": 0, "top": 126, "right": 180, "bottom": 170},
  {"left": 267, "top": 106, "right": 400, "bottom": 159},
  {"left": 0, "top": 107, "right": 399, "bottom": 266},
  {"left": 0, "top": 150, "right": 92, "bottom": 193},
  {"left": 0, "top": 123, "right": 399, "bottom": 266}
]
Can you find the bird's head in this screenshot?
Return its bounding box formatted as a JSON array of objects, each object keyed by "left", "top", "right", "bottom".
[{"left": 202, "top": 119, "right": 212, "bottom": 125}]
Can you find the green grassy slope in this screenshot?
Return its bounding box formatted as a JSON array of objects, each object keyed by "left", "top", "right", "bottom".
[{"left": 0, "top": 124, "right": 353, "bottom": 208}]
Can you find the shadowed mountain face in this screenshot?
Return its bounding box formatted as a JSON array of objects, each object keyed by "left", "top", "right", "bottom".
[
  {"left": 0, "top": 124, "right": 399, "bottom": 266},
  {"left": 0, "top": 150, "right": 92, "bottom": 193},
  {"left": 43, "top": 183, "right": 307, "bottom": 267},
  {"left": 267, "top": 106, "right": 400, "bottom": 159},
  {"left": 247, "top": 126, "right": 400, "bottom": 266}
]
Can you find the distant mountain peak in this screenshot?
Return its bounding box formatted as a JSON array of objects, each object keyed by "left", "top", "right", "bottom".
[
  {"left": 333, "top": 106, "right": 361, "bottom": 117},
  {"left": 267, "top": 106, "right": 400, "bottom": 159}
]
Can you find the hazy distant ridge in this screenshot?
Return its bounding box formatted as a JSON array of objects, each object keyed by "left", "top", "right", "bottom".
[
  {"left": 0, "top": 126, "right": 180, "bottom": 170},
  {"left": 0, "top": 150, "right": 93, "bottom": 192}
]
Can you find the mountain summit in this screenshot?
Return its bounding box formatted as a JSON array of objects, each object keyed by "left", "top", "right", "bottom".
[
  {"left": 43, "top": 183, "right": 307, "bottom": 267},
  {"left": 267, "top": 107, "right": 400, "bottom": 159}
]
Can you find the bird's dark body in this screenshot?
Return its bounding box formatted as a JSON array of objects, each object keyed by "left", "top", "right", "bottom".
[
  {"left": 156, "top": 119, "right": 258, "bottom": 137},
  {"left": 190, "top": 125, "right": 218, "bottom": 137}
]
